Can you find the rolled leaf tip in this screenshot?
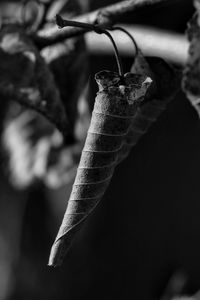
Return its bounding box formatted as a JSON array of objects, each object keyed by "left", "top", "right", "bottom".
[{"left": 48, "top": 239, "right": 66, "bottom": 267}]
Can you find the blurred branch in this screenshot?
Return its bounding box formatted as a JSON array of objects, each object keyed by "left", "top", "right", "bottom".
[
  {"left": 34, "top": 0, "right": 176, "bottom": 47},
  {"left": 86, "top": 25, "right": 188, "bottom": 65}
]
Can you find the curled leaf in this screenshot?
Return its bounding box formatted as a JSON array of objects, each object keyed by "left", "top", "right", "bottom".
[
  {"left": 48, "top": 70, "right": 151, "bottom": 266},
  {"left": 118, "top": 50, "right": 181, "bottom": 162}
]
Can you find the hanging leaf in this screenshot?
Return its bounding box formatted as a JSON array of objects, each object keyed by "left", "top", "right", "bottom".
[
  {"left": 118, "top": 49, "right": 181, "bottom": 162},
  {"left": 48, "top": 70, "right": 152, "bottom": 266},
  {"left": 182, "top": 12, "right": 200, "bottom": 116}
]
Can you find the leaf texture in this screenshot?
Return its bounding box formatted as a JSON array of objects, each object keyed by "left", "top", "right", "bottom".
[
  {"left": 48, "top": 70, "right": 152, "bottom": 266},
  {"left": 118, "top": 50, "right": 181, "bottom": 162}
]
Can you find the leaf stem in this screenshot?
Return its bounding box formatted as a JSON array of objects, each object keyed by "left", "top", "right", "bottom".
[
  {"left": 56, "top": 15, "right": 124, "bottom": 77},
  {"left": 35, "top": 0, "right": 177, "bottom": 47},
  {"left": 111, "top": 26, "right": 139, "bottom": 61}
]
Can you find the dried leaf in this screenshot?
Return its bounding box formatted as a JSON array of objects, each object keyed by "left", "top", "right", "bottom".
[
  {"left": 48, "top": 70, "right": 151, "bottom": 266},
  {"left": 118, "top": 50, "right": 181, "bottom": 162},
  {"left": 182, "top": 13, "right": 200, "bottom": 116}
]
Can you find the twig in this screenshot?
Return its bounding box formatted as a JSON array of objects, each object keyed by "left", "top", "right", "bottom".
[
  {"left": 55, "top": 15, "right": 124, "bottom": 76},
  {"left": 34, "top": 0, "right": 176, "bottom": 47}
]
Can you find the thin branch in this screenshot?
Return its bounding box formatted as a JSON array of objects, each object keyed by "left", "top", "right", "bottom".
[
  {"left": 34, "top": 0, "right": 176, "bottom": 47},
  {"left": 56, "top": 15, "right": 124, "bottom": 76}
]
